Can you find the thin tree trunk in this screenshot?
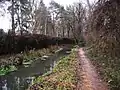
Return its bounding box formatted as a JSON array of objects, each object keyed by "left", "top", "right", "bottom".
[
  {"left": 67, "top": 29, "right": 70, "bottom": 38},
  {"left": 86, "top": 0, "right": 91, "bottom": 9},
  {"left": 52, "top": 13, "right": 55, "bottom": 36},
  {"left": 44, "top": 17, "right": 47, "bottom": 35},
  {"left": 62, "top": 26, "right": 64, "bottom": 37},
  {"left": 12, "top": 0, "right": 15, "bottom": 34}
]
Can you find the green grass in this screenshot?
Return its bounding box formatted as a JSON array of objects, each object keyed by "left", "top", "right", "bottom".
[
  {"left": 0, "top": 65, "right": 17, "bottom": 75},
  {"left": 85, "top": 48, "right": 120, "bottom": 90},
  {"left": 29, "top": 49, "right": 77, "bottom": 90}
]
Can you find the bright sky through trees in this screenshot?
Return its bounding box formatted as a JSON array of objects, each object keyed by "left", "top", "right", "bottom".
[{"left": 0, "top": 0, "right": 95, "bottom": 31}]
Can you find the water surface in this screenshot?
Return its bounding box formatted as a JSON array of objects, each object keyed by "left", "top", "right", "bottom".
[{"left": 0, "top": 47, "right": 71, "bottom": 90}]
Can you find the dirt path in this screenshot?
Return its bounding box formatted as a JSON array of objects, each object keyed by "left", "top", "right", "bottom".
[{"left": 77, "top": 48, "right": 109, "bottom": 90}]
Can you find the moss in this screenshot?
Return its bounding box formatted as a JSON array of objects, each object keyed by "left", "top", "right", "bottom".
[{"left": 29, "top": 49, "right": 77, "bottom": 90}]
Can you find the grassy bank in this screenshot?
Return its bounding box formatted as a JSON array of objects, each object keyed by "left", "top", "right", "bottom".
[
  {"left": 29, "top": 49, "right": 77, "bottom": 90},
  {"left": 0, "top": 46, "right": 59, "bottom": 76},
  {"left": 85, "top": 48, "right": 120, "bottom": 90}
]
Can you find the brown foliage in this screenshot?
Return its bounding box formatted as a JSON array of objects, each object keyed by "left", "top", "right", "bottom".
[{"left": 86, "top": 0, "right": 120, "bottom": 57}]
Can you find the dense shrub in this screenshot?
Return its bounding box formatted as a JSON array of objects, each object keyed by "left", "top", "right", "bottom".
[
  {"left": 86, "top": 0, "right": 120, "bottom": 58},
  {"left": 86, "top": 0, "right": 120, "bottom": 89},
  {"left": 0, "top": 34, "right": 75, "bottom": 55}
]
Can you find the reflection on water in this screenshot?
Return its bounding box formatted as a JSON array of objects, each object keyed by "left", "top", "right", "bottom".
[
  {"left": 0, "top": 47, "right": 71, "bottom": 90},
  {"left": 1, "top": 77, "right": 35, "bottom": 90},
  {"left": 1, "top": 60, "right": 57, "bottom": 90}
]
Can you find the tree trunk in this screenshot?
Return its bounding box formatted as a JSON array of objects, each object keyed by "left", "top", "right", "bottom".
[
  {"left": 67, "top": 29, "right": 70, "bottom": 38},
  {"left": 62, "top": 26, "right": 64, "bottom": 37},
  {"left": 44, "top": 17, "right": 47, "bottom": 35},
  {"left": 11, "top": 0, "right": 15, "bottom": 34},
  {"left": 86, "top": 0, "right": 91, "bottom": 9},
  {"left": 52, "top": 13, "right": 55, "bottom": 36}
]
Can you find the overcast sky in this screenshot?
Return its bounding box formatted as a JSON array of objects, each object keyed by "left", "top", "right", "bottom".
[
  {"left": 0, "top": 0, "right": 95, "bottom": 31},
  {"left": 44, "top": 0, "right": 95, "bottom": 6}
]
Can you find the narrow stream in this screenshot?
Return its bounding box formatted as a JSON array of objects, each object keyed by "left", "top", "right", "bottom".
[{"left": 0, "top": 47, "right": 71, "bottom": 90}]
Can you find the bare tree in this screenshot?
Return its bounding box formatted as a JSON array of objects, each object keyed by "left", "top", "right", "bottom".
[{"left": 11, "top": 0, "right": 15, "bottom": 34}]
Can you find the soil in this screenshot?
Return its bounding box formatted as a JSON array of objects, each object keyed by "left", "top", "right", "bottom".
[{"left": 76, "top": 48, "right": 109, "bottom": 90}]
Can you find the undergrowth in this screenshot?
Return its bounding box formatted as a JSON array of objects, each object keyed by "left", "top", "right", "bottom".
[
  {"left": 85, "top": 48, "right": 120, "bottom": 90},
  {"left": 29, "top": 49, "right": 77, "bottom": 90}
]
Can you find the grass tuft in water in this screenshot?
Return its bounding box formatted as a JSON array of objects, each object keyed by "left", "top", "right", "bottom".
[{"left": 0, "top": 65, "right": 17, "bottom": 76}]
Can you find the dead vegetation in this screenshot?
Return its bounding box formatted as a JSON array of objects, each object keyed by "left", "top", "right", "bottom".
[
  {"left": 85, "top": 0, "right": 120, "bottom": 89},
  {"left": 86, "top": 0, "right": 120, "bottom": 57}
]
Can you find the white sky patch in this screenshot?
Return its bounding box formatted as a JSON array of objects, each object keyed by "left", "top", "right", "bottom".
[
  {"left": 0, "top": 1, "right": 11, "bottom": 31},
  {"left": 0, "top": 14, "right": 11, "bottom": 31},
  {"left": 44, "top": 0, "right": 96, "bottom": 6},
  {"left": 0, "top": 0, "right": 96, "bottom": 31},
  {"left": 44, "top": 0, "right": 79, "bottom": 6}
]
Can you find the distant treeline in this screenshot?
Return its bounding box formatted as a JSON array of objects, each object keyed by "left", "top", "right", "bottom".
[{"left": 0, "top": 34, "right": 75, "bottom": 55}]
